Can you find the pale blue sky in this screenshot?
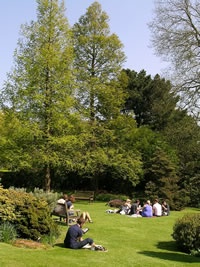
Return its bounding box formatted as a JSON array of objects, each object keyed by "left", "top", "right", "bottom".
[{"left": 0, "top": 0, "right": 167, "bottom": 89}]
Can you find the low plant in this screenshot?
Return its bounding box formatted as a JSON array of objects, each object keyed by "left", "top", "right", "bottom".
[
  {"left": 0, "top": 221, "right": 17, "bottom": 243},
  {"left": 95, "top": 192, "right": 129, "bottom": 202},
  {"left": 172, "top": 213, "right": 200, "bottom": 255},
  {"left": 0, "top": 186, "right": 59, "bottom": 241}
]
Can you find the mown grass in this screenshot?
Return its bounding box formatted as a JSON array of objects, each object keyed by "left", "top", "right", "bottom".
[{"left": 0, "top": 202, "right": 199, "bottom": 267}]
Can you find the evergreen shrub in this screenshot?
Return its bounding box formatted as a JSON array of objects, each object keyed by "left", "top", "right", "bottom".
[
  {"left": 0, "top": 186, "right": 59, "bottom": 241},
  {"left": 172, "top": 213, "right": 200, "bottom": 255}
]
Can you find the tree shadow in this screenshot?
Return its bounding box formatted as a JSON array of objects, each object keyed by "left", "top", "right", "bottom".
[
  {"left": 156, "top": 240, "right": 178, "bottom": 252},
  {"left": 138, "top": 250, "right": 200, "bottom": 263},
  {"left": 138, "top": 241, "right": 200, "bottom": 263}
]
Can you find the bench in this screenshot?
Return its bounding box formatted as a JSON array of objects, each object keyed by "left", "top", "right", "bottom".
[
  {"left": 51, "top": 203, "right": 81, "bottom": 226},
  {"left": 74, "top": 190, "right": 95, "bottom": 203}
]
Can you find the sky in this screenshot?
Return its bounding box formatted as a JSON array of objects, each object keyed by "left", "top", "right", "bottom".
[{"left": 0, "top": 0, "right": 167, "bottom": 89}]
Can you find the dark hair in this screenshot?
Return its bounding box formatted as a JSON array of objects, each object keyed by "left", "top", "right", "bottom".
[
  {"left": 69, "top": 195, "right": 75, "bottom": 203},
  {"left": 77, "top": 217, "right": 85, "bottom": 225}
]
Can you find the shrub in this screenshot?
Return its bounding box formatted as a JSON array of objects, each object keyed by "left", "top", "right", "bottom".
[
  {"left": 0, "top": 221, "right": 17, "bottom": 243},
  {"left": 172, "top": 213, "right": 200, "bottom": 255},
  {"left": 0, "top": 186, "right": 59, "bottom": 242},
  {"left": 95, "top": 192, "right": 129, "bottom": 202}
]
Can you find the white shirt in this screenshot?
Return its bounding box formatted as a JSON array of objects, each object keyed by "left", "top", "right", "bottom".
[{"left": 153, "top": 202, "right": 162, "bottom": 216}]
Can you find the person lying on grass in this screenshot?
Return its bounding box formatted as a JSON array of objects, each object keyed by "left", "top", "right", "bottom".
[{"left": 64, "top": 217, "right": 107, "bottom": 251}]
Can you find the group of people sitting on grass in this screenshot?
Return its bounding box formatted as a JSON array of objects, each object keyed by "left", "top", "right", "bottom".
[{"left": 107, "top": 198, "right": 170, "bottom": 217}]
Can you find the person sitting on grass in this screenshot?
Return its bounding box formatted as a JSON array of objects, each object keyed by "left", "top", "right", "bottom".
[
  {"left": 64, "top": 217, "right": 106, "bottom": 251},
  {"left": 161, "top": 200, "right": 170, "bottom": 216},
  {"left": 141, "top": 200, "right": 152, "bottom": 217},
  {"left": 152, "top": 198, "right": 162, "bottom": 217},
  {"left": 118, "top": 199, "right": 132, "bottom": 215}
]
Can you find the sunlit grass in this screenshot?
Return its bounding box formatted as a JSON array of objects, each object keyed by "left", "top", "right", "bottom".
[{"left": 0, "top": 203, "right": 199, "bottom": 267}]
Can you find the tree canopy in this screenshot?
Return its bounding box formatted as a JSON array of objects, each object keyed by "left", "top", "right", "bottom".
[{"left": 149, "top": 0, "right": 200, "bottom": 122}]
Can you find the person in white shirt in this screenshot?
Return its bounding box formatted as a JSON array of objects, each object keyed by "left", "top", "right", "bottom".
[{"left": 152, "top": 199, "right": 162, "bottom": 217}]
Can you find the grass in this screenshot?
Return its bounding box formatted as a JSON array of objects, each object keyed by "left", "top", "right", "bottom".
[{"left": 0, "top": 202, "right": 200, "bottom": 267}]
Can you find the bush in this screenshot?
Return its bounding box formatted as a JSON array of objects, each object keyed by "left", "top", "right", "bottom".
[
  {"left": 0, "top": 221, "right": 17, "bottom": 243},
  {"left": 0, "top": 186, "right": 59, "bottom": 242},
  {"left": 95, "top": 192, "right": 129, "bottom": 202},
  {"left": 172, "top": 213, "right": 200, "bottom": 255}
]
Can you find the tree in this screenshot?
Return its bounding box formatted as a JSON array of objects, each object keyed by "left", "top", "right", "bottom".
[
  {"left": 122, "top": 69, "right": 179, "bottom": 130},
  {"left": 162, "top": 110, "right": 200, "bottom": 205},
  {"left": 71, "top": 2, "right": 142, "bottom": 190},
  {"left": 145, "top": 147, "right": 185, "bottom": 210},
  {"left": 73, "top": 1, "right": 126, "bottom": 121},
  {"left": 0, "top": 0, "right": 77, "bottom": 191},
  {"left": 149, "top": 0, "right": 200, "bottom": 122}
]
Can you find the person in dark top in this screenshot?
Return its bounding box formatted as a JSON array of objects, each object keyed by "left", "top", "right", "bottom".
[
  {"left": 64, "top": 217, "right": 95, "bottom": 249},
  {"left": 161, "top": 200, "right": 170, "bottom": 216},
  {"left": 130, "top": 199, "right": 141, "bottom": 215}
]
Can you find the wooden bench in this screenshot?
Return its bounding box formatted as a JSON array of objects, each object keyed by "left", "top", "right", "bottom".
[
  {"left": 51, "top": 203, "right": 81, "bottom": 226},
  {"left": 74, "top": 190, "right": 95, "bottom": 203}
]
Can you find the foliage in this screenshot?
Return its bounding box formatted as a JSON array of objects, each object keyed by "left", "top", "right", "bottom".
[
  {"left": 149, "top": 0, "right": 200, "bottom": 121},
  {"left": 172, "top": 213, "right": 200, "bottom": 255},
  {"left": 162, "top": 112, "right": 200, "bottom": 206},
  {"left": 70, "top": 2, "right": 142, "bottom": 190},
  {"left": 0, "top": 186, "right": 59, "bottom": 241},
  {"left": 144, "top": 147, "right": 185, "bottom": 210},
  {"left": 0, "top": 221, "right": 17, "bottom": 244},
  {"left": 95, "top": 192, "right": 129, "bottom": 202},
  {"left": 0, "top": 0, "right": 77, "bottom": 191},
  {"left": 122, "top": 69, "right": 179, "bottom": 130}
]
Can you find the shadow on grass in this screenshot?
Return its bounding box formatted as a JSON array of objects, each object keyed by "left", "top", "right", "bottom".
[
  {"left": 156, "top": 240, "right": 178, "bottom": 252},
  {"left": 138, "top": 250, "right": 200, "bottom": 263},
  {"left": 138, "top": 241, "right": 200, "bottom": 263}
]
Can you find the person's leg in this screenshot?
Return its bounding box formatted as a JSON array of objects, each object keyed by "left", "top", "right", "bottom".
[
  {"left": 72, "top": 238, "right": 94, "bottom": 249},
  {"left": 80, "top": 212, "right": 86, "bottom": 220},
  {"left": 85, "top": 212, "right": 93, "bottom": 222}
]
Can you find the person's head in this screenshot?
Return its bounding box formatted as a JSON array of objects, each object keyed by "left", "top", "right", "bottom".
[
  {"left": 63, "top": 194, "right": 68, "bottom": 200},
  {"left": 136, "top": 199, "right": 140, "bottom": 204},
  {"left": 77, "top": 217, "right": 85, "bottom": 228},
  {"left": 154, "top": 199, "right": 158, "bottom": 203},
  {"left": 126, "top": 199, "right": 131, "bottom": 203},
  {"left": 147, "top": 200, "right": 151, "bottom": 205},
  {"left": 69, "top": 194, "right": 75, "bottom": 203}
]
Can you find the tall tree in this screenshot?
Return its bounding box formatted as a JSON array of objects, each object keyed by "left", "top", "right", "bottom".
[
  {"left": 0, "top": 0, "right": 76, "bottom": 191},
  {"left": 149, "top": 0, "right": 200, "bottom": 122},
  {"left": 122, "top": 69, "right": 179, "bottom": 131},
  {"left": 73, "top": 1, "right": 126, "bottom": 121},
  {"left": 71, "top": 2, "right": 142, "bottom": 189}
]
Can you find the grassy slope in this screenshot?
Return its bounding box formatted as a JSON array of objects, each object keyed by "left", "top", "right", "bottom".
[{"left": 0, "top": 203, "right": 199, "bottom": 267}]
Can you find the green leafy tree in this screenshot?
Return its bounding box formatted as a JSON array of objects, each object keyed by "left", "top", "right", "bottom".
[
  {"left": 145, "top": 147, "right": 185, "bottom": 210},
  {"left": 71, "top": 2, "right": 142, "bottom": 190},
  {"left": 122, "top": 69, "right": 179, "bottom": 130},
  {"left": 163, "top": 111, "right": 200, "bottom": 205},
  {"left": 0, "top": 0, "right": 77, "bottom": 191}
]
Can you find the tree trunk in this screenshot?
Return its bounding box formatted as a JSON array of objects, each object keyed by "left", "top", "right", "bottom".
[{"left": 45, "top": 164, "right": 51, "bottom": 192}]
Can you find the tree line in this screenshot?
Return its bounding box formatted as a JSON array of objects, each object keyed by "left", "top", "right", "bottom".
[{"left": 0, "top": 0, "right": 199, "bottom": 209}]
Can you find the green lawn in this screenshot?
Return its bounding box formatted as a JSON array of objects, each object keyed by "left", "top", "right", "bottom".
[{"left": 0, "top": 202, "right": 199, "bottom": 267}]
